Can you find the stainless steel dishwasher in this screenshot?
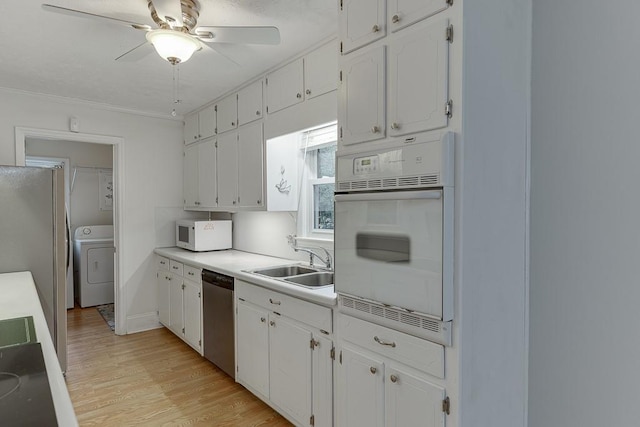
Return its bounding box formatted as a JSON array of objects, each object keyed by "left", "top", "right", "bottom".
[{"left": 202, "top": 269, "right": 235, "bottom": 378}]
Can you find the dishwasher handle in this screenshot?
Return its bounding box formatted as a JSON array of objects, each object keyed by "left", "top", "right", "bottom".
[{"left": 202, "top": 269, "right": 234, "bottom": 291}]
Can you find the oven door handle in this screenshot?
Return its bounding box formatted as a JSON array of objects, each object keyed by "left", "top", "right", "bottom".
[{"left": 334, "top": 190, "right": 442, "bottom": 202}]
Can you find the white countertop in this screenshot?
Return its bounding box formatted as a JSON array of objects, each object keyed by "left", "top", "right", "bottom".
[
  {"left": 154, "top": 247, "right": 337, "bottom": 307},
  {"left": 0, "top": 271, "right": 78, "bottom": 427}
]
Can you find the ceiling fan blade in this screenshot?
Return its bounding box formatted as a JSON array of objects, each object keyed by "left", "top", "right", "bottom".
[
  {"left": 196, "top": 26, "right": 280, "bottom": 45},
  {"left": 42, "top": 4, "right": 151, "bottom": 31},
  {"left": 115, "top": 41, "right": 155, "bottom": 62},
  {"left": 200, "top": 43, "right": 241, "bottom": 66},
  {"left": 150, "top": 0, "right": 184, "bottom": 27}
]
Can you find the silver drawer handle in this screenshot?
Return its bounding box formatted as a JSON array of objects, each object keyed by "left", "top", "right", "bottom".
[
  {"left": 392, "top": 14, "right": 400, "bottom": 24},
  {"left": 371, "top": 125, "right": 380, "bottom": 133},
  {"left": 374, "top": 336, "right": 396, "bottom": 348},
  {"left": 269, "top": 298, "right": 281, "bottom": 305},
  {"left": 372, "top": 24, "right": 380, "bottom": 33},
  {"left": 370, "top": 366, "right": 377, "bottom": 374},
  {"left": 270, "top": 320, "right": 276, "bottom": 326},
  {"left": 390, "top": 374, "right": 398, "bottom": 383},
  {"left": 188, "top": 272, "right": 194, "bottom": 276},
  {"left": 160, "top": 261, "right": 166, "bottom": 265},
  {"left": 172, "top": 266, "right": 179, "bottom": 270},
  {"left": 260, "top": 317, "right": 266, "bottom": 323}
]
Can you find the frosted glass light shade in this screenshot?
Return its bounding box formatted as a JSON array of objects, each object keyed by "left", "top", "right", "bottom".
[{"left": 146, "top": 29, "right": 200, "bottom": 64}]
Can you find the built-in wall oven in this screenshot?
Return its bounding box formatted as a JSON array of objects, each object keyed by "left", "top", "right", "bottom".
[{"left": 334, "top": 133, "right": 454, "bottom": 345}]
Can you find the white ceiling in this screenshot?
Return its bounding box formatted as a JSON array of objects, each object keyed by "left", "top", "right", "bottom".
[{"left": 0, "top": 0, "right": 337, "bottom": 117}]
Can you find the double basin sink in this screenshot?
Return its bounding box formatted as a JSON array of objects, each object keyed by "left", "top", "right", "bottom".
[{"left": 248, "top": 265, "right": 334, "bottom": 289}]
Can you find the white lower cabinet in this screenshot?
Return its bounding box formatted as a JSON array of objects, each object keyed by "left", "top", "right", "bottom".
[
  {"left": 156, "top": 256, "right": 202, "bottom": 354},
  {"left": 235, "top": 280, "right": 333, "bottom": 427},
  {"left": 337, "top": 314, "right": 447, "bottom": 427}
]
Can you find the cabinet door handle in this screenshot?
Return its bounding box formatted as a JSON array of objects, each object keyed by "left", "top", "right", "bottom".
[
  {"left": 296, "top": 93, "right": 302, "bottom": 99},
  {"left": 392, "top": 14, "right": 400, "bottom": 24},
  {"left": 188, "top": 272, "right": 194, "bottom": 276},
  {"left": 160, "top": 261, "right": 166, "bottom": 265},
  {"left": 372, "top": 24, "right": 380, "bottom": 33},
  {"left": 257, "top": 200, "right": 261, "bottom": 205},
  {"left": 391, "top": 122, "right": 400, "bottom": 130},
  {"left": 260, "top": 317, "right": 266, "bottom": 323},
  {"left": 269, "top": 298, "right": 281, "bottom": 305},
  {"left": 270, "top": 320, "right": 276, "bottom": 326},
  {"left": 231, "top": 121, "right": 235, "bottom": 126},
  {"left": 370, "top": 367, "right": 377, "bottom": 374},
  {"left": 390, "top": 374, "right": 398, "bottom": 383},
  {"left": 371, "top": 125, "right": 380, "bottom": 134},
  {"left": 232, "top": 200, "right": 236, "bottom": 205},
  {"left": 306, "top": 89, "right": 311, "bottom": 95},
  {"left": 256, "top": 110, "right": 261, "bottom": 116},
  {"left": 374, "top": 336, "right": 396, "bottom": 348}
]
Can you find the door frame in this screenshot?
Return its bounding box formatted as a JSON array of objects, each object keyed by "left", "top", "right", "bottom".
[{"left": 15, "top": 127, "right": 126, "bottom": 335}]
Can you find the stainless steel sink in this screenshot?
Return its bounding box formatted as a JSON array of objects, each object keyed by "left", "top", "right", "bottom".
[
  {"left": 284, "top": 272, "right": 334, "bottom": 287},
  {"left": 250, "top": 265, "right": 318, "bottom": 278},
  {"left": 246, "top": 264, "right": 334, "bottom": 289}
]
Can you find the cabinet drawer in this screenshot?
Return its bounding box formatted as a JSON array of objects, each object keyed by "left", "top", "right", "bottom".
[
  {"left": 236, "top": 280, "right": 332, "bottom": 333},
  {"left": 169, "top": 259, "right": 184, "bottom": 276},
  {"left": 157, "top": 256, "right": 170, "bottom": 271},
  {"left": 338, "top": 314, "right": 444, "bottom": 379},
  {"left": 184, "top": 264, "right": 201, "bottom": 283}
]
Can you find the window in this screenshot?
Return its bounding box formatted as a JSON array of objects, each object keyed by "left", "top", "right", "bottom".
[{"left": 300, "top": 123, "right": 337, "bottom": 239}]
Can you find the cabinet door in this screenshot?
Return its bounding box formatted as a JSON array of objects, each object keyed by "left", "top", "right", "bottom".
[
  {"left": 157, "top": 271, "right": 171, "bottom": 327},
  {"left": 198, "top": 104, "right": 217, "bottom": 140},
  {"left": 237, "top": 122, "right": 264, "bottom": 208},
  {"left": 216, "top": 131, "right": 239, "bottom": 208},
  {"left": 337, "top": 345, "right": 385, "bottom": 427},
  {"left": 237, "top": 80, "right": 263, "bottom": 126},
  {"left": 339, "top": 0, "right": 385, "bottom": 54},
  {"left": 388, "top": 19, "right": 449, "bottom": 137},
  {"left": 311, "top": 335, "right": 333, "bottom": 427},
  {"left": 217, "top": 94, "right": 238, "bottom": 134},
  {"left": 266, "top": 59, "right": 304, "bottom": 114},
  {"left": 236, "top": 300, "right": 270, "bottom": 398},
  {"left": 169, "top": 275, "right": 183, "bottom": 336},
  {"left": 339, "top": 46, "right": 386, "bottom": 146},
  {"left": 304, "top": 41, "right": 338, "bottom": 100},
  {"left": 184, "top": 112, "right": 199, "bottom": 144},
  {"left": 183, "top": 143, "right": 199, "bottom": 208},
  {"left": 183, "top": 279, "right": 201, "bottom": 352},
  {"left": 385, "top": 364, "right": 446, "bottom": 427},
  {"left": 388, "top": 0, "right": 450, "bottom": 33},
  {"left": 269, "top": 315, "right": 312, "bottom": 426},
  {"left": 197, "top": 139, "right": 217, "bottom": 207}
]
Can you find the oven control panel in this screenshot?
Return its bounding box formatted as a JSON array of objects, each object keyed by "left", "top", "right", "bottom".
[{"left": 354, "top": 155, "right": 380, "bottom": 174}]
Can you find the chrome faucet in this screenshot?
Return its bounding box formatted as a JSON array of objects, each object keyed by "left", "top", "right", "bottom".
[{"left": 287, "top": 235, "right": 333, "bottom": 270}]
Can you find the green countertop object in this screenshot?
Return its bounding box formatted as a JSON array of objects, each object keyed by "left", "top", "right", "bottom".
[{"left": 0, "top": 316, "right": 37, "bottom": 348}]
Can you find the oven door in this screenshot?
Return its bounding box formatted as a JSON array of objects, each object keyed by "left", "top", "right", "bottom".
[{"left": 334, "top": 189, "right": 453, "bottom": 320}]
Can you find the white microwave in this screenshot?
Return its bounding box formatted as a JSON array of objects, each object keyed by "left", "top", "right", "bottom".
[{"left": 176, "top": 220, "right": 232, "bottom": 252}]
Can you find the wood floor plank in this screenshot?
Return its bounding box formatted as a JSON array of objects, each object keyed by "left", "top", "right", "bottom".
[{"left": 65, "top": 307, "right": 292, "bottom": 426}]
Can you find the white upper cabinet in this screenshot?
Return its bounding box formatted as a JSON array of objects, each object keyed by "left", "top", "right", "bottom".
[
  {"left": 198, "top": 104, "right": 217, "bottom": 140},
  {"left": 388, "top": 19, "right": 450, "bottom": 137},
  {"left": 340, "top": 0, "right": 386, "bottom": 54},
  {"left": 197, "top": 139, "right": 217, "bottom": 207},
  {"left": 237, "top": 122, "right": 264, "bottom": 208},
  {"left": 183, "top": 143, "right": 199, "bottom": 208},
  {"left": 216, "top": 94, "right": 238, "bottom": 134},
  {"left": 339, "top": 46, "right": 386, "bottom": 146},
  {"left": 266, "top": 58, "right": 304, "bottom": 114},
  {"left": 184, "top": 112, "right": 199, "bottom": 145},
  {"left": 216, "top": 131, "right": 239, "bottom": 207},
  {"left": 184, "top": 105, "right": 216, "bottom": 144},
  {"left": 388, "top": 0, "right": 451, "bottom": 33},
  {"left": 304, "top": 41, "right": 338, "bottom": 100},
  {"left": 237, "top": 80, "right": 263, "bottom": 127}
]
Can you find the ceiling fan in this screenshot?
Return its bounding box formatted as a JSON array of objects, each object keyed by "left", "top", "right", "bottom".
[{"left": 42, "top": 0, "right": 281, "bottom": 65}]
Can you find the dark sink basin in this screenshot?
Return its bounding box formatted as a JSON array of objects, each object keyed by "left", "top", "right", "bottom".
[
  {"left": 251, "top": 265, "right": 318, "bottom": 278},
  {"left": 284, "top": 272, "right": 334, "bottom": 287}
]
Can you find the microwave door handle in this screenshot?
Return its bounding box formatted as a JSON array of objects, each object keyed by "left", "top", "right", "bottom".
[{"left": 334, "top": 190, "right": 442, "bottom": 203}]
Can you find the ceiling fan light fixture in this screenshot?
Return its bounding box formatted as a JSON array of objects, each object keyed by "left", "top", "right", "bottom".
[{"left": 145, "top": 29, "right": 200, "bottom": 64}]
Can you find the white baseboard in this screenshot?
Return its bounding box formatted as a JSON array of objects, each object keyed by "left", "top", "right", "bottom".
[{"left": 126, "top": 311, "right": 163, "bottom": 334}]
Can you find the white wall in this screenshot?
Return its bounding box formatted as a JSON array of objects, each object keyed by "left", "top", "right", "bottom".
[
  {"left": 529, "top": 1, "right": 640, "bottom": 426},
  {"left": 26, "top": 139, "right": 114, "bottom": 232},
  {"left": 0, "top": 88, "right": 184, "bottom": 333}
]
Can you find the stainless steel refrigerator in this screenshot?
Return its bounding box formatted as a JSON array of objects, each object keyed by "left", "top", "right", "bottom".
[{"left": 0, "top": 165, "right": 67, "bottom": 372}]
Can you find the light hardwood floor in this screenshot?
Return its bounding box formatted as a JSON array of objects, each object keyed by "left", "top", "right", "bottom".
[{"left": 65, "top": 307, "right": 292, "bottom": 426}]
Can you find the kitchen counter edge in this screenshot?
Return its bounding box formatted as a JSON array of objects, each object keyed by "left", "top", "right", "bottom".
[{"left": 154, "top": 247, "right": 337, "bottom": 307}]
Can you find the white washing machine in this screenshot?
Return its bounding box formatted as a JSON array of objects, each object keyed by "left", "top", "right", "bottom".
[{"left": 74, "top": 225, "right": 115, "bottom": 308}]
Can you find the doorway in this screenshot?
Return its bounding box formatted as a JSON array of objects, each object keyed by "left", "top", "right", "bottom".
[{"left": 15, "top": 127, "right": 125, "bottom": 335}]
